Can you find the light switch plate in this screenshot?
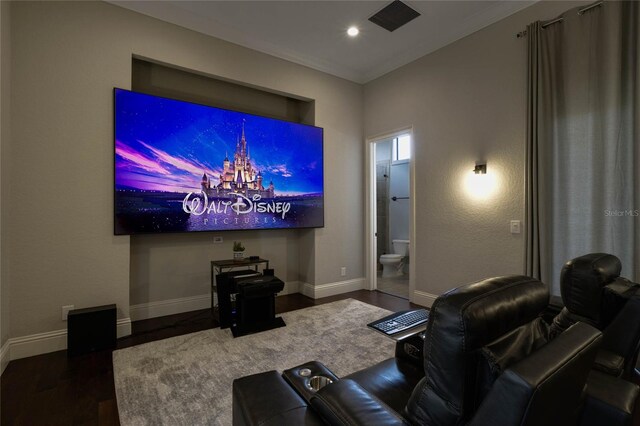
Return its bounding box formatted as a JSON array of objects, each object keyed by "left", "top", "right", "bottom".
[{"left": 510, "top": 220, "right": 521, "bottom": 234}]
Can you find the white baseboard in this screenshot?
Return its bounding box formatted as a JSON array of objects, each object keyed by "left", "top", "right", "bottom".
[
  {"left": 117, "top": 318, "right": 132, "bottom": 338},
  {"left": 300, "top": 282, "right": 314, "bottom": 298},
  {"left": 280, "top": 280, "right": 301, "bottom": 296},
  {"left": 0, "top": 340, "right": 9, "bottom": 375},
  {"left": 300, "top": 277, "right": 366, "bottom": 299},
  {"left": 9, "top": 329, "right": 68, "bottom": 360},
  {"left": 5, "top": 317, "right": 131, "bottom": 362},
  {"left": 413, "top": 290, "right": 438, "bottom": 308},
  {"left": 130, "top": 294, "right": 211, "bottom": 322},
  {"left": 0, "top": 277, "right": 361, "bottom": 365},
  {"left": 130, "top": 281, "right": 301, "bottom": 322}
]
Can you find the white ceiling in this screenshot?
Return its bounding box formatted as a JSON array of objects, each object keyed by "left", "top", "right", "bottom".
[{"left": 109, "top": 1, "right": 536, "bottom": 84}]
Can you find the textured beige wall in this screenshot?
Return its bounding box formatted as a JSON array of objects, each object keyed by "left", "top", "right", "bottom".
[
  {"left": 8, "top": 1, "right": 363, "bottom": 337},
  {"left": 9, "top": 1, "right": 132, "bottom": 337},
  {"left": 364, "top": 1, "right": 587, "bottom": 297},
  {"left": 130, "top": 231, "right": 301, "bottom": 305},
  {"left": 1, "top": 0, "right": 10, "bottom": 348}
]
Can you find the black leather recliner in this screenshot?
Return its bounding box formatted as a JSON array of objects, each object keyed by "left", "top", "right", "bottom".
[
  {"left": 233, "top": 276, "right": 603, "bottom": 425},
  {"left": 546, "top": 254, "right": 640, "bottom": 426},
  {"left": 550, "top": 253, "right": 640, "bottom": 379}
]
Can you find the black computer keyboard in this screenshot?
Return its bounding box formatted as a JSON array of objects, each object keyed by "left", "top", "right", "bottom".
[{"left": 367, "top": 309, "right": 429, "bottom": 335}]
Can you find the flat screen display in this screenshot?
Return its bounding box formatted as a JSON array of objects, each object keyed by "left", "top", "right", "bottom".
[{"left": 114, "top": 89, "right": 324, "bottom": 235}]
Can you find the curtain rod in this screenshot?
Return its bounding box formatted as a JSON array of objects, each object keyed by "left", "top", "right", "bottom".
[{"left": 516, "top": 1, "right": 603, "bottom": 38}]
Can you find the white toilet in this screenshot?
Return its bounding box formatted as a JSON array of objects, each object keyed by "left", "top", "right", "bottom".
[{"left": 379, "top": 239, "right": 409, "bottom": 278}]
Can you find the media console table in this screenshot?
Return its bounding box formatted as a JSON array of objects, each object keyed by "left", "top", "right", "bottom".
[{"left": 210, "top": 258, "right": 270, "bottom": 327}]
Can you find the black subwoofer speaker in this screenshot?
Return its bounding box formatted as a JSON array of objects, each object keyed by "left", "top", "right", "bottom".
[{"left": 67, "top": 304, "right": 117, "bottom": 356}]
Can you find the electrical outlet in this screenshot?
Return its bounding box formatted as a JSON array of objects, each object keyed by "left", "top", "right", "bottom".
[
  {"left": 510, "top": 220, "right": 521, "bottom": 234},
  {"left": 62, "top": 305, "right": 75, "bottom": 321},
  {"left": 340, "top": 267, "right": 347, "bottom": 277},
  {"left": 213, "top": 236, "right": 223, "bottom": 244}
]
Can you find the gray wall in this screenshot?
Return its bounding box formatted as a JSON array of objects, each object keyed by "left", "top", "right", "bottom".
[
  {"left": 388, "top": 161, "right": 409, "bottom": 246},
  {"left": 375, "top": 139, "right": 391, "bottom": 259},
  {"left": 364, "top": 1, "right": 588, "bottom": 296},
  {"left": 1, "top": 0, "right": 10, "bottom": 350},
  {"left": 130, "top": 231, "right": 302, "bottom": 305},
  {"left": 7, "top": 0, "right": 363, "bottom": 338}
]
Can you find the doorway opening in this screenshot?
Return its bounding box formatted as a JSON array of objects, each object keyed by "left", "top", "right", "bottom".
[{"left": 366, "top": 130, "right": 414, "bottom": 300}]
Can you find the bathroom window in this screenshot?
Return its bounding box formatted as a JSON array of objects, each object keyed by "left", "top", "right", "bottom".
[{"left": 393, "top": 135, "right": 411, "bottom": 162}]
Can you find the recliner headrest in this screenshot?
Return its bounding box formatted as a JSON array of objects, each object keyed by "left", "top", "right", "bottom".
[
  {"left": 440, "top": 275, "right": 549, "bottom": 350},
  {"left": 560, "top": 253, "right": 621, "bottom": 321}
]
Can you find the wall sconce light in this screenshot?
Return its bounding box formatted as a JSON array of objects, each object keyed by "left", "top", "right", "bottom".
[
  {"left": 473, "top": 163, "right": 487, "bottom": 174},
  {"left": 464, "top": 162, "right": 498, "bottom": 200}
]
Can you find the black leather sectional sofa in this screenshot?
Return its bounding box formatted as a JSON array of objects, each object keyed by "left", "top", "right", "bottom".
[{"left": 233, "top": 254, "right": 640, "bottom": 425}]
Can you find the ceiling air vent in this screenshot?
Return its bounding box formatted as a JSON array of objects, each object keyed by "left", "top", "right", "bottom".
[{"left": 368, "top": 0, "right": 421, "bottom": 32}]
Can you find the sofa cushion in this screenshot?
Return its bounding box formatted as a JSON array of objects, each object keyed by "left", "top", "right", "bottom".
[
  {"left": 345, "top": 357, "right": 423, "bottom": 415},
  {"left": 310, "top": 379, "right": 409, "bottom": 425}
]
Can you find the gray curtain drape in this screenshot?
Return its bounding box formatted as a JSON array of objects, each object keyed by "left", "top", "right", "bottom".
[{"left": 525, "top": 1, "right": 640, "bottom": 295}]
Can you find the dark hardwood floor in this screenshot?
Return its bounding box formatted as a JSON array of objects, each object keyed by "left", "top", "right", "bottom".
[{"left": 1, "top": 290, "right": 414, "bottom": 425}]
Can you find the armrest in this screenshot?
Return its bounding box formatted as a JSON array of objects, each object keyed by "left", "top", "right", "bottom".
[
  {"left": 310, "top": 379, "right": 408, "bottom": 426},
  {"left": 469, "top": 322, "right": 601, "bottom": 426},
  {"left": 601, "top": 295, "right": 640, "bottom": 377},
  {"left": 394, "top": 332, "right": 424, "bottom": 366},
  {"left": 580, "top": 370, "right": 640, "bottom": 426},
  {"left": 233, "top": 370, "right": 324, "bottom": 426},
  {"left": 594, "top": 349, "right": 625, "bottom": 377}
]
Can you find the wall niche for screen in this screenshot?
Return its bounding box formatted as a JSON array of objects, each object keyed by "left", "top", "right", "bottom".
[
  {"left": 128, "top": 58, "right": 316, "bottom": 309},
  {"left": 132, "top": 58, "right": 315, "bottom": 125}
]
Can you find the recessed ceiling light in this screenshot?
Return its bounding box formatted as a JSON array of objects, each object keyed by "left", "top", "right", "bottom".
[{"left": 347, "top": 26, "right": 359, "bottom": 37}]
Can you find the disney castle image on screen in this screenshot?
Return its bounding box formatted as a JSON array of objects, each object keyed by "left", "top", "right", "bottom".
[{"left": 114, "top": 89, "right": 324, "bottom": 235}]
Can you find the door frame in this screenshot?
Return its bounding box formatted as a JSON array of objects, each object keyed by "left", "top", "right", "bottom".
[{"left": 365, "top": 126, "right": 416, "bottom": 302}]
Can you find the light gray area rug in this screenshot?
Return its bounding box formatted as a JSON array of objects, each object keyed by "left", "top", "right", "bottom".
[{"left": 113, "top": 299, "right": 395, "bottom": 426}]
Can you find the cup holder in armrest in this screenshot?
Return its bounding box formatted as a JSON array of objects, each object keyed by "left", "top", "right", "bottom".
[
  {"left": 307, "top": 375, "right": 333, "bottom": 391},
  {"left": 283, "top": 361, "right": 340, "bottom": 404}
]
